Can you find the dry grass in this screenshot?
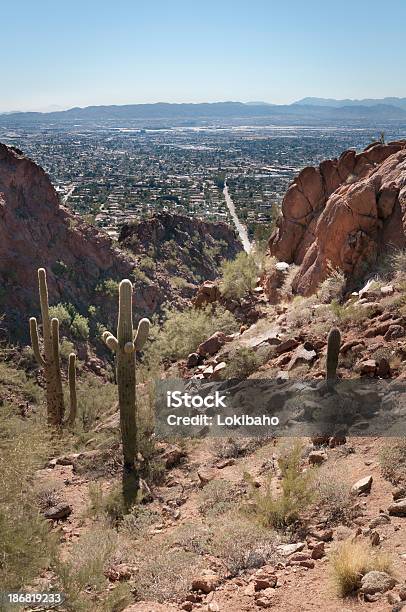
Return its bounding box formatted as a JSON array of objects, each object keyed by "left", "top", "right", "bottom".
[
  {"left": 313, "top": 466, "right": 354, "bottom": 525},
  {"left": 317, "top": 268, "right": 346, "bottom": 304},
  {"left": 136, "top": 544, "right": 202, "bottom": 602},
  {"left": 198, "top": 479, "right": 238, "bottom": 516},
  {"left": 380, "top": 438, "right": 406, "bottom": 485},
  {"left": 0, "top": 409, "right": 57, "bottom": 591},
  {"left": 209, "top": 513, "right": 278, "bottom": 576},
  {"left": 330, "top": 539, "right": 392, "bottom": 597}
]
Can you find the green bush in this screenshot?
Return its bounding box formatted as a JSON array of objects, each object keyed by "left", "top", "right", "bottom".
[
  {"left": 49, "top": 303, "right": 72, "bottom": 328},
  {"left": 95, "top": 279, "right": 119, "bottom": 297},
  {"left": 147, "top": 305, "right": 238, "bottom": 362},
  {"left": 71, "top": 313, "right": 90, "bottom": 340},
  {"left": 246, "top": 443, "right": 314, "bottom": 529},
  {"left": 225, "top": 347, "right": 262, "bottom": 378},
  {"left": 220, "top": 252, "right": 259, "bottom": 299}
]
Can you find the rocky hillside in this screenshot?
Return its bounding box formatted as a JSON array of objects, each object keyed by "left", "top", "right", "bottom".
[
  {"left": 0, "top": 144, "right": 241, "bottom": 341},
  {"left": 119, "top": 212, "right": 242, "bottom": 299},
  {"left": 269, "top": 140, "right": 406, "bottom": 295}
]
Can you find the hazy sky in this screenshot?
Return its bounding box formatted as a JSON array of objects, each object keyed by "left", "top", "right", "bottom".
[{"left": 1, "top": 0, "right": 405, "bottom": 112}]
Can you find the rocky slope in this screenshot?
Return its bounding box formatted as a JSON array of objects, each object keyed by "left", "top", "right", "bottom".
[
  {"left": 269, "top": 140, "right": 406, "bottom": 295},
  {"left": 119, "top": 212, "right": 242, "bottom": 299}
]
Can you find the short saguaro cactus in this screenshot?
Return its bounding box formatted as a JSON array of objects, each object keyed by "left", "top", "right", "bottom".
[{"left": 326, "top": 326, "right": 341, "bottom": 390}]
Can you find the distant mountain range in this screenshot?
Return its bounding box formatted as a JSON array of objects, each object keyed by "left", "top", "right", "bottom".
[
  {"left": 294, "top": 97, "right": 406, "bottom": 110},
  {"left": 1, "top": 99, "right": 406, "bottom": 127}
]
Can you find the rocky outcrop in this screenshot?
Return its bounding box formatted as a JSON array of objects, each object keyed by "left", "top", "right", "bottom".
[
  {"left": 119, "top": 212, "right": 242, "bottom": 303},
  {"left": 269, "top": 141, "right": 406, "bottom": 295}
]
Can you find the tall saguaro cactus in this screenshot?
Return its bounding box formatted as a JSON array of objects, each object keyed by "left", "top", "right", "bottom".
[
  {"left": 29, "top": 268, "right": 77, "bottom": 427},
  {"left": 326, "top": 327, "right": 341, "bottom": 390},
  {"left": 103, "top": 279, "right": 150, "bottom": 506}
]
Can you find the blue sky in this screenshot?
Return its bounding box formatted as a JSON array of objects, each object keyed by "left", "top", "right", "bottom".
[{"left": 1, "top": 0, "right": 405, "bottom": 111}]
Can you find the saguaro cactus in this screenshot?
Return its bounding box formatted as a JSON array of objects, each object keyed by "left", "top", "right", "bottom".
[
  {"left": 326, "top": 327, "right": 341, "bottom": 390},
  {"left": 102, "top": 279, "right": 150, "bottom": 505},
  {"left": 29, "top": 267, "right": 77, "bottom": 427}
]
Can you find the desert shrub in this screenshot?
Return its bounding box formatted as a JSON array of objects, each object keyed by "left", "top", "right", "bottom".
[
  {"left": 220, "top": 252, "right": 259, "bottom": 299},
  {"left": 170, "top": 276, "right": 191, "bottom": 290},
  {"left": 286, "top": 296, "right": 316, "bottom": 328},
  {"left": 71, "top": 313, "right": 90, "bottom": 339},
  {"left": 96, "top": 278, "right": 119, "bottom": 297},
  {"left": 34, "top": 480, "right": 63, "bottom": 511},
  {"left": 225, "top": 347, "right": 263, "bottom": 378},
  {"left": 209, "top": 514, "right": 277, "bottom": 576},
  {"left": 147, "top": 305, "right": 238, "bottom": 362},
  {"left": 136, "top": 545, "right": 202, "bottom": 602},
  {"left": 139, "top": 256, "right": 155, "bottom": 273},
  {"left": 317, "top": 268, "right": 346, "bottom": 304},
  {"left": 198, "top": 479, "right": 237, "bottom": 516},
  {"left": 246, "top": 443, "right": 314, "bottom": 529},
  {"left": 120, "top": 506, "right": 160, "bottom": 539},
  {"left": 389, "top": 249, "right": 406, "bottom": 281},
  {"left": 167, "top": 522, "right": 212, "bottom": 554},
  {"left": 278, "top": 263, "right": 299, "bottom": 301},
  {"left": 214, "top": 437, "right": 263, "bottom": 459},
  {"left": 0, "top": 412, "right": 57, "bottom": 590},
  {"left": 330, "top": 539, "right": 392, "bottom": 597},
  {"left": 54, "top": 526, "right": 119, "bottom": 611},
  {"left": 0, "top": 360, "right": 43, "bottom": 404},
  {"left": 380, "top": 438, "right": 406, "bottom": 485},
  {"left": 49, "top": 303, "right": 72, "bottom": 328},
  {"left": 313, "top": 466, "right": 354, "bottom": 525},
  {"left": 75, "top": 376, "right": 117, "bottom": 432},
  {"left": 87, "top": 483, "right": 127, "bottom": 524},
  {"left": 60, "top": 339, "right": 75, "bottom": 361}
]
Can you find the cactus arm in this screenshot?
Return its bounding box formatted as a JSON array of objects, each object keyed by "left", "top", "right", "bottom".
[
  {"left": 68, "top": 353, "right": 77, "bottom": 426},
  {"left": 134, "top": 318, "right": 150, "bottom": 351},
  {"left": 29, "top": 317, "right": 45, "bottom": 366},
  {"left": 105, "top": 334, "right": 118, "bottom": 352},
  {"left": 38, "top": 268, "right": 52, "bottom": 356}
]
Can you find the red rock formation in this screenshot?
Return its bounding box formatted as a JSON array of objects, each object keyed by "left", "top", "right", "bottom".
[
  {"left": 269, "top": 141, "right": 406, "bottom": 294},
  {"left": 0, "top": 144, "right": 158, "bottom": 336}
]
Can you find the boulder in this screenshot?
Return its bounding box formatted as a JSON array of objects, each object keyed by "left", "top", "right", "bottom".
[
  {"left": 351, "top": 475, "right": 373, "bottom": 495},
  {"left": 308, "top": 450, "right": 327, "bottom": 465},
  {"left": 360, "top": 571, "right": 397, "bottom": 595},
  {"left": 44, "top": 503, "right": 72, "bottom": 520},
  {"left": 388, "top": 499, "right": 406, "bottom": 516},
  {"left": 193, "top": 281, "right": 220, "bottom": 308},
  {"left": 275, "top": 338, "right": 299, "bottom": 355},
  {"left": 197, "top": 469, "right": 217, "bottom": 486},
  {"left": 250, "top": 568, "right": 277, "bottom": 591},
  {"left": 186, "top": 352, "right": 200, "bottom": 368},
  {"left": 287, "top": 345, "right": 317, "bottom": 370},
  {"left": 162, "top": 445, "right": 186, "bottom": 469},
  {"left": 311, "top": 541, "right": 325, "bottom": 559},
  {"left": 191, "top": 570, "right": 220, "bottom": 594},
  {"left": 277, "top": 542, "right": 305, "bottom": 556},
  {"left": 198, "top": 332, "right": 228, "bottom": 356}
]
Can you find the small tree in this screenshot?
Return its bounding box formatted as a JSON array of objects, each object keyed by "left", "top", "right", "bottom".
[{"left": 220, "top": 252, "right": 259, "bottom": 299}]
